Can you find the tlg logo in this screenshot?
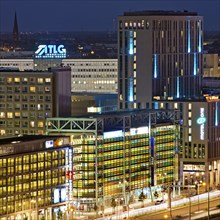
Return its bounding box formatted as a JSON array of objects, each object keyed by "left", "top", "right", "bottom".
[{"left": 35, "top": 44, "right": 66, "bottom": 59}]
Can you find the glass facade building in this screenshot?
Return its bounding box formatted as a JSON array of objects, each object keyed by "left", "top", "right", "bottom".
[{"left": 47, "top": 109, "right": 180, "bottom": 212}]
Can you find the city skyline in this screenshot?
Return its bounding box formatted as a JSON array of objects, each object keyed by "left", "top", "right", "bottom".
[{"left": 0, "top": 0, "right": 220, "bottom": 33}]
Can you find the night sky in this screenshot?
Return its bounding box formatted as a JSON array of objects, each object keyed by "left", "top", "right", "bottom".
[{"left": 0, "top": 0, "right": 219, "bottom": 33}]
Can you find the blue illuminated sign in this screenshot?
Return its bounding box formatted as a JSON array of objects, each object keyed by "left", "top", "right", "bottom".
[
  {"left": 196, "top": 117, "right": 206, "bottom": 125},
  {"left": 35, "top": 44, "right": 66, "bottom": 59}
]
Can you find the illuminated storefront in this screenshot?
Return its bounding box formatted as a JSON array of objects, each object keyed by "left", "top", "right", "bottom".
[
  {"left": 0, "top": 135, "right": 72, "bottom": 220},
  {"left": 47, "top": 109, "right": 180, "bottom": 212}
]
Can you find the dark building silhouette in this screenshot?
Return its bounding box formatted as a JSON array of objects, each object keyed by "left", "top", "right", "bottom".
[{"left": 12, "top": 11, "right": 19, "bottom": 48}]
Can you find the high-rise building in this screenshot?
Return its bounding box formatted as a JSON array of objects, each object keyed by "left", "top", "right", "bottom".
[
  {"left": 118, "top": 10, "right": 203, "bottom": 110},
  {"left": 0, "top": 67, "right": 71, "bottom": 136}
]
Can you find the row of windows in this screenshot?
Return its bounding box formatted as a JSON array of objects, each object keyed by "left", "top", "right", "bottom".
[
  {"left": 0, "top": 86, "right": 51, "bottom": 93},
  {"left": 64, "top": 62, "right": 116, "bottom": 66},
  {"left": 0, "top": 77, "right": 52, "bottom": 84}
]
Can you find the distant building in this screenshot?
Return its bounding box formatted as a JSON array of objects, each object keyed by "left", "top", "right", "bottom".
[
  {"left": 118, "top": 10, "right": 203, "bottom": 110},
  {"left": 0, "top": 135, "right": 72, "bottom": 219},
  {"left": 0, "top": 67, "right": 71, "bottom": 136},
  {"left": 71, "top": 93, "right": 117, "bottom": 116},
  {"left": 0, "top": 58, "right": 118, "bottom": 94},
  {"left": 0, "top": 59, "right": 33, "bottom": 71},
  {"left": 12, "top": 11, "right": 19, "bottom": 47},
  {"left": 62, "top": 59, "right": 118, "bottom": 94},
  {"left": 203, "top": 54, "right": 219, "bottom": 77}
]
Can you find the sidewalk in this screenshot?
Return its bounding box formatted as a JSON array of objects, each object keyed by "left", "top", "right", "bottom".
[{"left": 76, "top": 194, "right": 183, "bottom": 219}]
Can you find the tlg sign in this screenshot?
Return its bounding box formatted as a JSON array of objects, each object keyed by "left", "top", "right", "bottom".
[{"left": 35, "top": 44, "right": 66, "bottom": 59}]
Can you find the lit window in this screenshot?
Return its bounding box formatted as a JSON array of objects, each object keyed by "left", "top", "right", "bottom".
[
  {"left": 189, "top": 136, "right": 192, "bottom": 142},
  {"left": 38, "top": 78, "right": 43, "bottom": 83},
  {"left": 174, "top": 103, "right": 178, "bottom": 109},
  {"left": 7, "top": 112, "right": 13, "bottom": 118},
  {"left": 188, "top": 103, "right": 192, "bottom": 110},
  {"left": 188, "top": 112, "right": 192, "bottom": 118},
  {"left": 160, "top": 103, "right": 164, "bottom": 108},
  {"left": 7, "top": 78, "right": 13, "bottom": 83},
  {"left": 188, "top": 120, "right": 192, "bottom": 126},
  {"left": 30, "top": 86, "right": 36, "bottom": 92},
  {"left": 37, "top": 104, "right": 43, "bottom": 110},
  {"left": 38, "top": 122, "right": 44, "bottom": 128},
  {"left": 45, "top": 78, "right": 51, "bottom": 83},
  {"left": 188, "top": 128, "right": 191, "bottom": 134},
  {"left": 14, "top": 78, "right": 20, "bottom": 83},
  {"left": 30, "top": 121, "right": 35, "bottom": 127},
  {"left": 15, "top": 112, "right": 20, "bottom": 118},
  {"left": 45, "top": 87, "right": 50, "bottom": 92},
  {"left": 0, "top": 112, "right": 5, "bottom": 118}
]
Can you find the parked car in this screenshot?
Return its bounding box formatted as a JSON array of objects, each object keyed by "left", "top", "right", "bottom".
[{"left": 155, "top": 199, "right": 163, "bottom": 205}]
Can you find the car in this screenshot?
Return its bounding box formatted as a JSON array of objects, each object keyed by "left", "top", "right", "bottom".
[{"left": 155, "top": 199, "right": 163, "bottom": 205}]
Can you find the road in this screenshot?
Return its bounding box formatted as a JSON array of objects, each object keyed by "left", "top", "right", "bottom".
[
  {"left": 136, "top": 196, "right": 220, "bottom": 219},
  {"left": 96, "top": 190, "right": 220, "bottom": 220}
]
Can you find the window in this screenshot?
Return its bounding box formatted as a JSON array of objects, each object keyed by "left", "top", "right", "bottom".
[
  {"left": 30, "top": 86, "right": 36, "bottom": 93},
  {"left": 45, "top": 78, "right": 51, "bottom": 83},
  {"left": 15, "top": 112, "right": 20, "bottom": 118},
  {"left": 37, "top": 78, "right": 44, "bottom": 84},
  {"left": 14, "top": 78, "right": 20, "bottom": 83},
  {"left": 45, "top": 87, "right": 50, "bottom": 92},
  {"left": 22, "top": 78, "right": 28, "bottom": 83},
  {"left": 7, "top": 112, "right": 13, "bottom": 118},
  {"left": 30, "top": 121, "right": 35, "bottom": 128},
  {"left": 7, "top": 78, "right": 13, "bottom": 84},
  {"left": 0, "top": 112, "right": 5, "bottom": 118},
  {"left": 38, "top": 122, "right": 44, "bottom": 128}
]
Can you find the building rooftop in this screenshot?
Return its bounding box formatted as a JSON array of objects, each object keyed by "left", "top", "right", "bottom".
[
  {"left": 123, "top": 10, "right": 198, "bottom": 17},
  {"left": 0, "top": 135, "right": 67, "bottom": 145}
]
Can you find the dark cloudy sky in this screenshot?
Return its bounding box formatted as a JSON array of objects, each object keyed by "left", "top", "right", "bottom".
[{"left": 0, "top": 0, "right": 219, "bottom": 32}]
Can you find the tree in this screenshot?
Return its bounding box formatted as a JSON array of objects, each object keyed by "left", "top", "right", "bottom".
[
  {"left": 139, "top": 190, "right": 146, "bottom": 208},
  {"left": 94, "top": 203, "right": 98, "bottom": 218},
  {"left": 57, "top": 209, "right": 63, "bottom": 220},
  {"left": 111, "top": 196, "right": 117, "bottom": 214}
]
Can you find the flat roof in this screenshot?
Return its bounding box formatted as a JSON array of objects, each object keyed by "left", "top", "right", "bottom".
[
  {"left": 0, "top": 135, "right": 67, "bottom": 145},
  {"left": 123, "top": 10, "right": 198, "bottom": 16}
]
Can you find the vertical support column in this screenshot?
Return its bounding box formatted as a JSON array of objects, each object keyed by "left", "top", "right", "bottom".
[
  {"left": 95, "top": 120, "right": 98, "bottom": 212},
  {"left": 205, "top": 162, "right": 210, "bottom": 191}
]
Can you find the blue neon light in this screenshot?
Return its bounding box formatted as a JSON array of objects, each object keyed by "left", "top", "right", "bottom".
[
  {"left": 177, "top": 76, "right": 180, "bottom": 98},
  {"left": 215, "top": 102, "right": 218, "bottom": 126},
  {"left": 197, "top": 117, "right": 206, "bottom": 125},
  {"left": 188, "top": 19, "right": 191, "bottom": 53},
  {"left": 129, "top": 31, "right": 134, "bottom": 55},
  {"left": 129, "top": 78, "right": 134, "bottom": 102},
  {"left": 154, "top": 54, "right": 157, "bottom": 78},
  {"left": 198, "top": 21, "right": 202, "bottom": 53},
  {"left": 194, "top": 53, "right": 197, "bottom": 75}
]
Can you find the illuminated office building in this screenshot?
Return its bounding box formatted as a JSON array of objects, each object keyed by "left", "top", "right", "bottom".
[
  {"left": 0, "top": 59, "right": 118, "bottom": 94},
  {"left": 180, "top": 98, "right": 220, "bottom": 188},
  {"left": 46, "top": 109, "right": 180, "bottom": 212},
  {"left": 118, "top": 10, "right": 203, "bottom": 110},
  {"left": 62, "top": 59, "right": 118, "bottom": 94},
  {"left": 0, "top": 67, "right": 71, "bottom": 136},
  {"left": 0, "top": 135, "right": 72, "bottom": 220}
]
